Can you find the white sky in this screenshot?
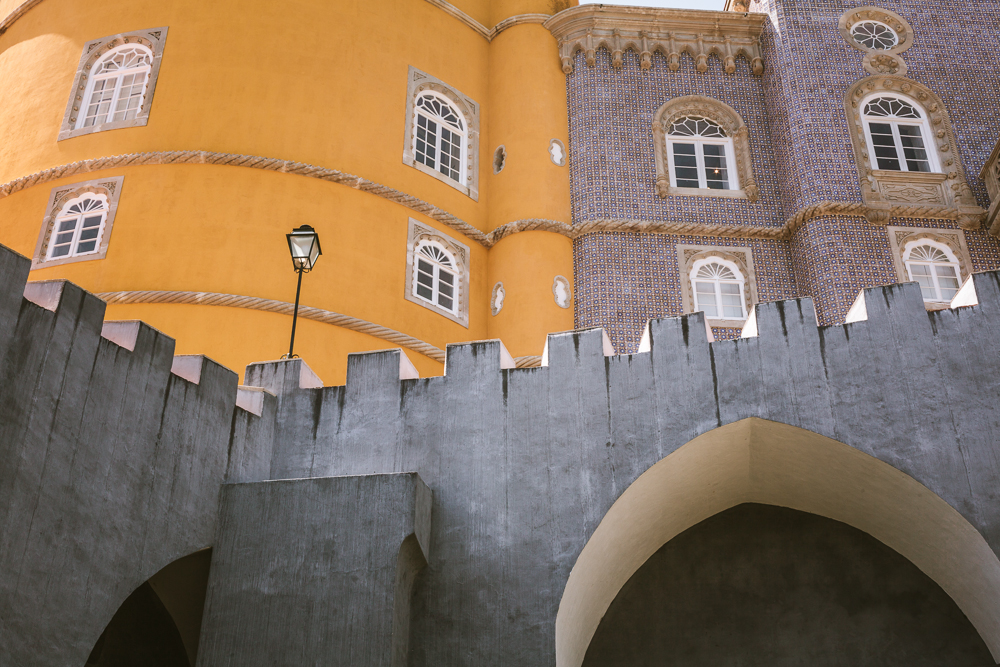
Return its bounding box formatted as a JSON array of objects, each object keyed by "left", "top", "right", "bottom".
[{"left": 579, "top": 0, "right": 726, "bottom": 10}]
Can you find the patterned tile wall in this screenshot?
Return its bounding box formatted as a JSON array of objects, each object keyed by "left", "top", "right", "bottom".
[
  {"left": 750, "top": 0, "right": 1000, "bottom": 210},
  {"left": 567, "top": 49, "right": 785, "bottom": 227},
  {"left": 567, "top": 0, "right": 1000, "bottom": 342},
  {"left": 574, "top": 232, "right": 799, "bottom": 352}
]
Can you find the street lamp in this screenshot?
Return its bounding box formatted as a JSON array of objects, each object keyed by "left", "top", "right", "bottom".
[{"left": 284, "top": 225, "right": 322, "bottom": 358}]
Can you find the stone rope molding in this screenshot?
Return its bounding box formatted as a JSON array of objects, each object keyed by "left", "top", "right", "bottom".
[
  {"left": 422, "top": 0, "right": 549, "bottom": 41},
  {"left": 0, "top": 0, "right": 40, "bottom": 36},
  {"left": 96, "top": 289, "right": 447, "bottom": 363},
  {"left": 0, "top": 152, "right": 975, "bottom": 250},
  {"left": 0, "top": 0, "right": 545, "bottom": 41},
  {"left": 96, "top": 288, "right": 546, "bottom": 369}
]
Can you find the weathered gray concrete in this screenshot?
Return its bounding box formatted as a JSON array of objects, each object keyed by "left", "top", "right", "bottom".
[
  {"left": 583, "top": 503, "right": 995, "bottom": 667},
  {"left": 236, "top": 272, "right": 1000, "bottom": 667},
  {"left": 0, "top": 246, "right": 274, "bottom": 667},
  {"left": 2, "top": 235, "right": 1000, "bottom": 666},
  {"left": 195, "top": 473, "right": 431, "bottom": 667}
]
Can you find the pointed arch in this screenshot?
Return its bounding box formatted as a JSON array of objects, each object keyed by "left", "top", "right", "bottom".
[{"left": 555, "top": 418, "right": 1000, "bottom": 667}]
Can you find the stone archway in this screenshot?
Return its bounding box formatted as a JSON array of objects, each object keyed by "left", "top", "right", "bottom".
[{"left": 555, "top": 418, "right": 1000, "bottom": 667}]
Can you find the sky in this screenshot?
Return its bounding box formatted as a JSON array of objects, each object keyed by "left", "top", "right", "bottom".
[{"left": 579, "top": 0, "right": 726, "bottom": 10}]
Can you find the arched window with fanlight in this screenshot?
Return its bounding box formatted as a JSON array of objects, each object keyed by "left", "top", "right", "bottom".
[
  {"left": 77, "top": 44, "right": 154, "bottom": 130},
  {"left": 413, "top": 241, "right": 458, "bottom": 314},
  {"left": 903, "top": 239, "right": 961, "bottom": 302},
  {"left": 862, "top": 95, "right": 938, "bottom": 173},
  {"left": 413, "top": 92, "right": 467, "bottom": 185},
  {"left": 665, "top": 116, "right": 739, "bottom": 191},
  {"left": 690, "top": 258, "right": 747, "bottom": 320},
  {"left": 46, "top": 194, "right": 109, "bottom": 261}
]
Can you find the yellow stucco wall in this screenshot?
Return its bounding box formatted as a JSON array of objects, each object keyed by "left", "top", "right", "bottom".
[{"left": 0, "top": 0, "right": 576, "bottom": 383}]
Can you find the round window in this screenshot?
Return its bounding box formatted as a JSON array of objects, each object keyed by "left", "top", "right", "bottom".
[{"left": 851, "top": 20, "right": 899, "bottom": 50}]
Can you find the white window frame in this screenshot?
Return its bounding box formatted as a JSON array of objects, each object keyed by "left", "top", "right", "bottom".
[
  {"left": 45, "top": 194, "right": 110, "bottom": 261},
  {"left": 665, "top": 126, "right": 739, "bottom": 191},
  {"left": 902, "top": 239, "right": 962, "bottom": 303},
  {"left": 860, "top": 93, "right": 940, "bottom": 174},
  {"left": 31, "top": 177, "right": 125, "bottom": 269},
  {"left": 403, "top": 218, "right": 470, "bottom": 327},
  {"left": 402, "top": 67, "right": 480, "bottom": 201},
  {"left": 76, "top": 44, "right": 153, "bottom": 130},
  {"left": 412, "top": 91, "right": 468, "bottom": 186},
  {"left": 59, "top": 29, "right": 168, "bottom": 141},
  {"left": 850, "top": 20, "right": 899, "bottom": 50},
  {"left": 690, "top": 257, "right": 748, "bottom": 321},
  {"left": 412, "top": 240, "right": 459, "bottom": 314}
]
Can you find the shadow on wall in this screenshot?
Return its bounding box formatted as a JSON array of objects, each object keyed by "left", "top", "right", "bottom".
[
  {"left": 86, "top": 550, "right": 212, "bottom": 667},
  {"left": 583, "top": 503, "right": 995, "bottom": 667},
  {"left": 556, "top": 418, "right": 1000, "bottom": 667}
]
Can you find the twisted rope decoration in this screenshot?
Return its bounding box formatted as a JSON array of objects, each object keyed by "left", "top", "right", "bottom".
[
  {"left": 96, "top": 290, "right": 447, "bottom": 363},
  {"left": 0, "top": 150, "right": 969, "bottom": 249}
]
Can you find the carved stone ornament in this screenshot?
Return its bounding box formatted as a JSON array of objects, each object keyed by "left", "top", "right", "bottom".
[
  {"left": 58, "top": 28, "right": 169, "bottom": 141},
  {"left": 491, "top": 282, "right": 505, "bottom": 316},
  {"left": 980, "top": 137, "right": 1000, "bottom": 238},
  {"left": 676, "top": 245, "right": 758, "bottom": 328},
  {"left": 543, "top": 5, "right": 765, "bottom": 76},
  {"left": 839, "top": 7, "right": 914, "bottom": 55},
  {"left": 404, "top": 218, "right": 471, "bottom": 328},
  {"left": 31, "top": 176, "right": 125, "bottom": 269},
  {"left": 552, "top": 276, "right": 572, "bottom": 309},
  {"left": 886, "top": 226, "right": 972, "bottom": 287},
  {"left": 863, "top": 52, "right": 907, "bottom": 76},
  {"left": 845, "top": 75, "right": 985, "bottom": 230},
  {"left": 652, "top": 95, "right": 759, "bottom": 201},
  {"left": 403, "top": 67, "right": 481, "bottom": 202}
]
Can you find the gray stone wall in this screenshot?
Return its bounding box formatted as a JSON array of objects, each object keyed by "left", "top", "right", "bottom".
[
  {"left": 3, "top": 236, "right": 1000, "bottom": 666},
  {"left": 0, "top": 245, "right": 274, "bottom": 667}
]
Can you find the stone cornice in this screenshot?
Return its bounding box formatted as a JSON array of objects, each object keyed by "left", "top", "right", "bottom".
[
  {"left": 422, "top": 0, "right": 548, "bottom": 41},
  {"left": 543, "top": 4, "right": 766, "bottom": 74}
]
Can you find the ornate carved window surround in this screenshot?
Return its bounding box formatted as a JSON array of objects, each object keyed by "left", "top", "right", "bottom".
[
  {"left": 544, "top": 5, "right": 765, "bottom": 76},
  {"left": 31, "top": 176, "right": 125, "bottom": 269},
  {"left": 404, "top": 218, "right": 470, "bottom": 327},
  {"left": 403, "top": 67, "right": 480, "bottom": 201},
  {"left": 886, "top": 226, "right": 970, "bottom": 308},
  {"left": 676, "top": 244, "right": 758, "bottom": 329},
  {"left": 980, "top": 138, "right": 1000, "bottom": 237},
  {"left": 653, "top": 95, "right": 759, "bottom": 201},
  {"left": 845, "top": 76, "right": 984, "bottom": 230},
  {"left": 59, "top": 28, "right": 168, "bottom": 141},
  {"left": 838, "top": 7, "right": 913, "bottom": 76}
]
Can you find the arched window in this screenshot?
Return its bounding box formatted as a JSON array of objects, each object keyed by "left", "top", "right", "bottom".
[
  {"left": 903, "top": 240, "right": 961, "bottom": 302},
  {"left": 862, "top": 95, "right": 937, "bottom": 173},
  {"left": 77, "top": 44, "right": 154, "bottom": 129},
  {"left": 691, "top": 258, "right": 747, "bottom": 320},
  {"left": 46, "top": 195, "right": 109, "bottom": 260},
  {"left": 850, "top": 20, "right": 899, "bottom": 50},
  {"left": 413, "top": 241, "right": 458, "bottom": 313},
  {"left": 665, "top": 117, "right": 738, "bottom": 191},
  {"left": 413, "top": 92, "right": 466, "bottom": 185}
]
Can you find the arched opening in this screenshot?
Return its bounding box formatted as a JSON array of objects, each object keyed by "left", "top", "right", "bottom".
[
  {"left": 583, "top": 504, "right": 993, "bottom": 666},
  {"left": 85, "top": 549, "right": 212, "bottom": 667},
  {"left": 556, "top": 419, "right": 1000, "bottom": 667}
]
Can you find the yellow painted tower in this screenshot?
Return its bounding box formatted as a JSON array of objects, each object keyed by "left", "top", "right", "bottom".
[{"left": 0, "top": 0, "right": 578, "bottom": 384}]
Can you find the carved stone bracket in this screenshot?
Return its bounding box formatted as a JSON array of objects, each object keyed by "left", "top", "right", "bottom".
[
  {"left": 544, "top": 5, "right": 766, "bottom": 75},
  {"left": 845, "top": 75, "right": 985, "bottom": 230}
]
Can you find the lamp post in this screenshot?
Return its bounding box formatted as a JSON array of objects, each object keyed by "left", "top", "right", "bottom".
[{"left": 284, "top": 225, "right": 322, "bottom": 359}]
